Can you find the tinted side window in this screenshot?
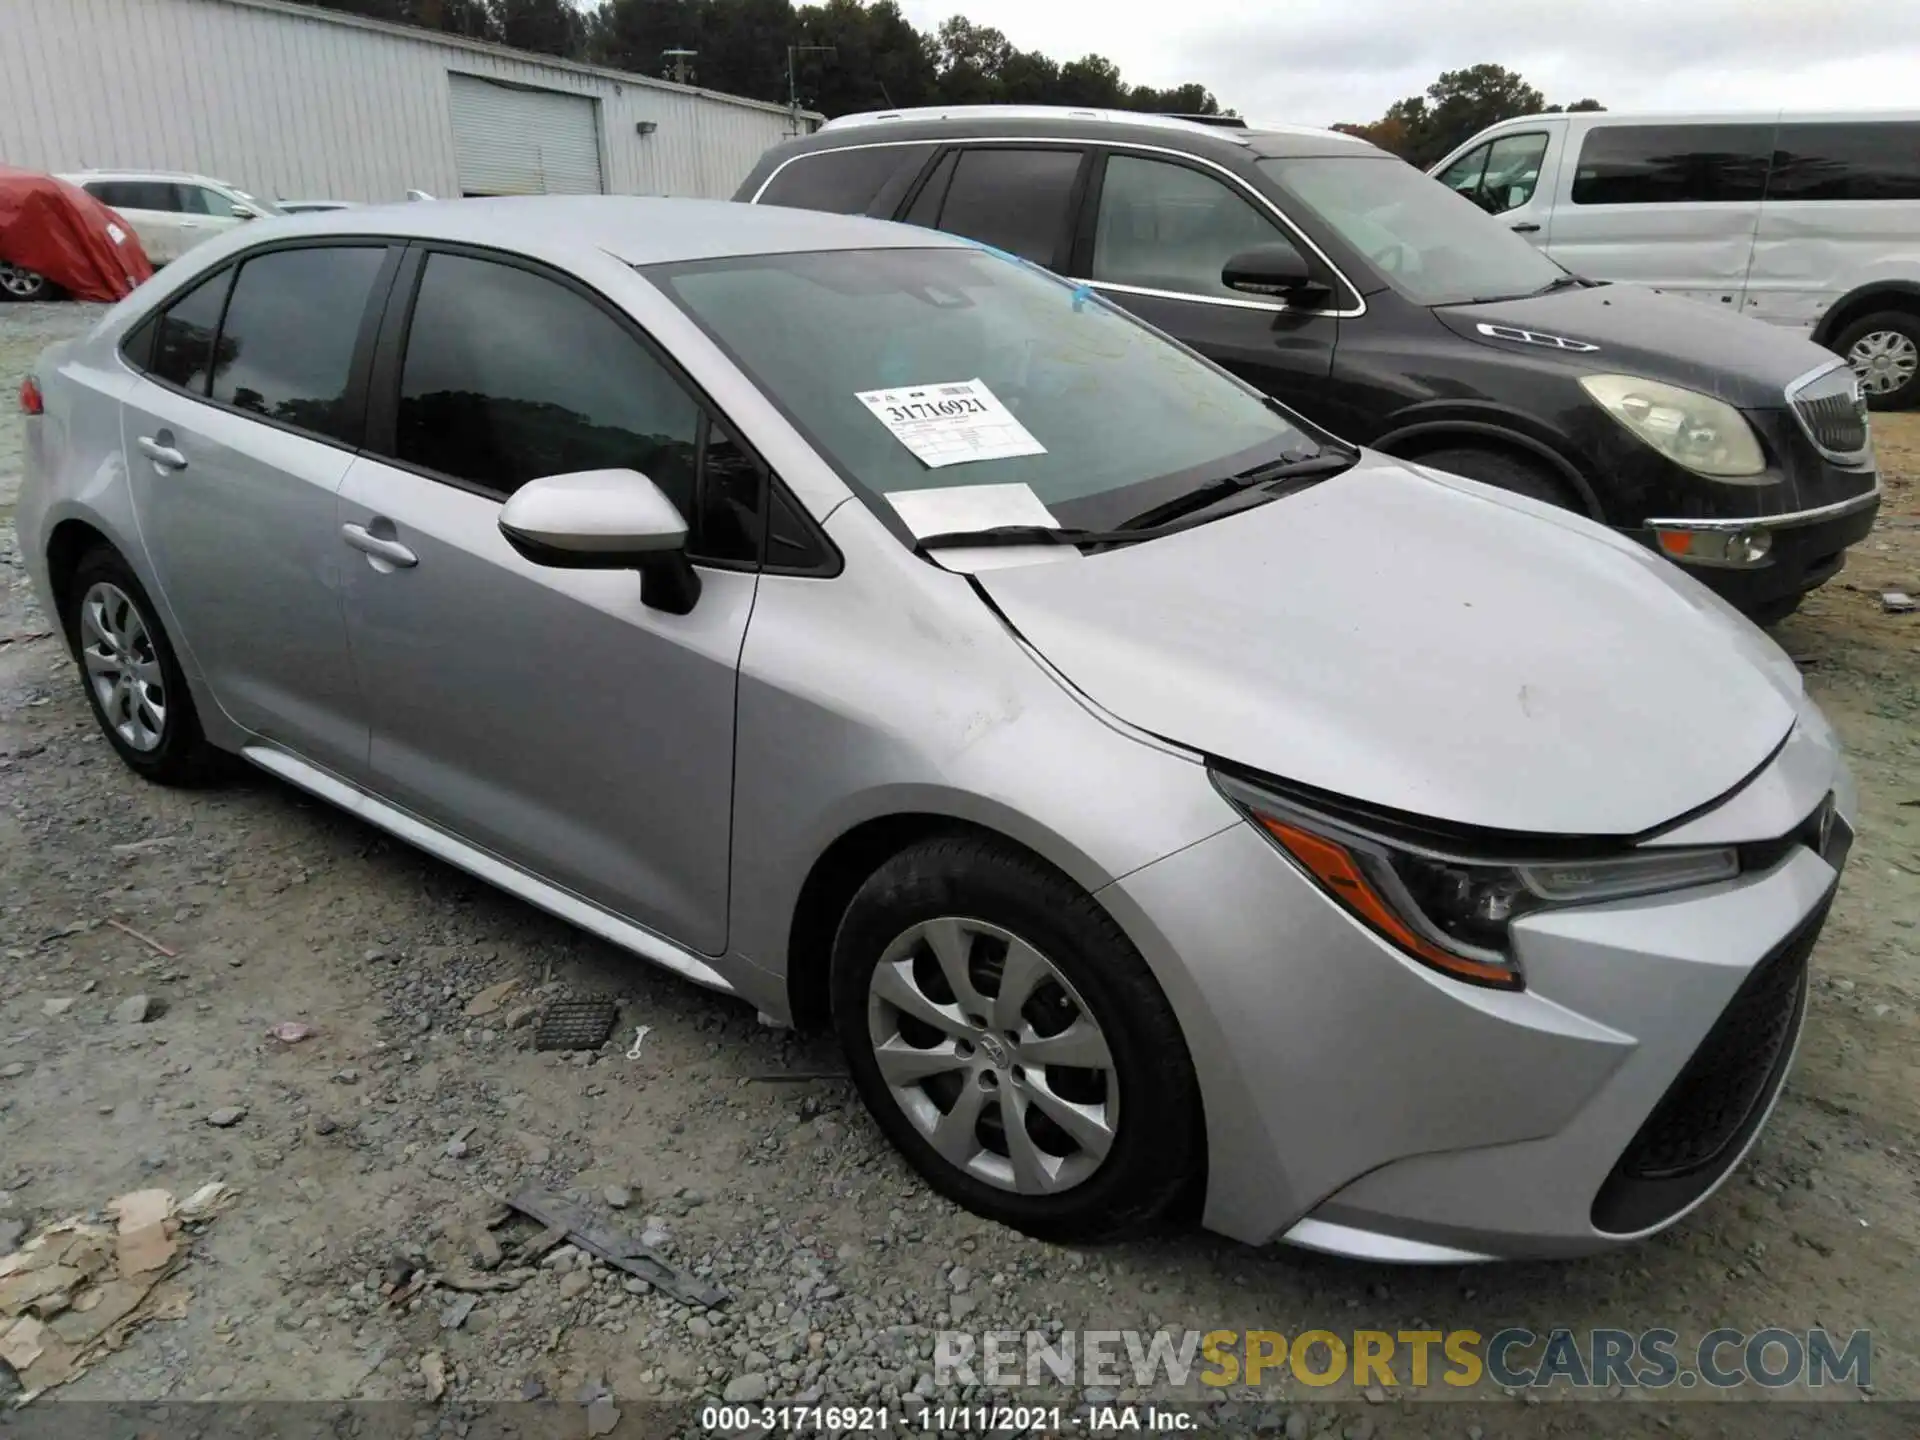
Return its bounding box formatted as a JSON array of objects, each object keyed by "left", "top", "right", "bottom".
[
  {"left": 150, "top": 268, "right": 234, "bottom": 393},
  {"left": 933, "top": 148, "right": 1082, "bottom": 266},
  {"left": 1571, "top": 125, "right": 1773, "bottom": 205},
  {"left": 1092, "top": 156, "right": 1285, "bottom": 300},
  {"left": 91, "top": 180, "right": 179, "bottom": 212},
  {"left": 180, "top": 184, "right": 240, "bottom": 218},
  {"left": 902, "top": 151, "right": 957, "bottom": 228},
  {"left": 211, "top": 247, "right": 385, "bottom": 444},
  {"left": 395, "top": 254, "right": 752, "bottom": 558},
  {"left": 760, "top": 145, "right": 935, "bottom": 216},
  {"left": 1769, "top": 123, "right": 1920, "bottom": 202}
]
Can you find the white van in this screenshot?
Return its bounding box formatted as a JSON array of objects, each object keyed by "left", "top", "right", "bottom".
[{"left": 1431, "top": 111, "right": 1920, "bottom": 408}]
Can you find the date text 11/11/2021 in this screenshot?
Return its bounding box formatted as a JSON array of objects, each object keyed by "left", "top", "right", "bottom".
[{"left": 699, "top": 1404, "right": 1190, "bottom": 1433}]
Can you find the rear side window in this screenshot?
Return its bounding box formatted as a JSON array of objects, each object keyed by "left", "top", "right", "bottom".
[
  {"left": 1768, "top": 123, "right": 1920, "bottom": 202},
  {"left": 927, "top": 148, "right": 1083, "bottom": 266},
  {"left": 88, "top": 180, "right": 178, "bottom": 212},
  {"left": 759, "top": 144, "right": 935, "bottom": 216},
  {"left": 211, "top": 247, "right": 386, "bottom": 444},
  {"left": 149, "top": 269, "right": 234, "bottom": 393},
  {"left": 1571, "top": 125, "right": 1773, "bottom": 205}
]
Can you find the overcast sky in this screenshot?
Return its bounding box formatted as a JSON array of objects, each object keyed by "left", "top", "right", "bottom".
[{"left": 894, "top": 0, "right": 1920, "bottom": 129}]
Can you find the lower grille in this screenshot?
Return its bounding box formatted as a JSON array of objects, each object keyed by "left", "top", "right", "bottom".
[
  {"left": 1789, "top": 365, "right": 1870, "bottom": 463},
  {"left": 1591, "top": 894, "right": 1827, "bottom": 1234}
]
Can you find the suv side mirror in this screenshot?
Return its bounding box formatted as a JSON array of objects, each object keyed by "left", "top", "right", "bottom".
[
  {"left": 498, "top": 469, "right": 702, "bottom": 614},
  {"left": 231, "top": 203, "right": 258, "bottom": 220},
  {"left": 1222, "top": 245, "right": 1332, "bottom": 306}
]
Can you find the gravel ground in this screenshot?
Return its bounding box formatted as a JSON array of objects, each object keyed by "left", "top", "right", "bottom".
[{"left": 2, "top": 300, "right": 1917, "bottom": 1436}]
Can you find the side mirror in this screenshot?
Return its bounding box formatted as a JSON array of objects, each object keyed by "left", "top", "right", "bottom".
[
  {"left": 1222, "top": 244, "right": 1332, "bottom": 305},
  {"left": 231, "top": 204, "right": 258, "bottom": 221},
  {"left": 498, "top": 469, "right": 702, "bottom": 614}
]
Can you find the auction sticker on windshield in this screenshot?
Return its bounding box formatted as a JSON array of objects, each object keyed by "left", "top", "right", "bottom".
[{"left": 856, "top": 378, "right": 1046, "bottom": 469}]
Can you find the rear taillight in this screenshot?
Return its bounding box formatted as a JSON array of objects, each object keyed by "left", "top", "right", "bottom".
[{"left": 18, "top": 375, "right": 43, "bottom": 415}]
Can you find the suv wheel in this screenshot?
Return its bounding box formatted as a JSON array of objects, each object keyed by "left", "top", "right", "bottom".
[
  {"left": 1414, "top": 446, "right": 1583, "bottom": 510},
  {"left": 830, "top": 836, "right": 1201, "bottom": 1242},
  {"left": 62, "top": 547, "right": 223, "bottom": 785},
  {"left": 1836, "top": 311, "right": 1920, "bottom": 411}
]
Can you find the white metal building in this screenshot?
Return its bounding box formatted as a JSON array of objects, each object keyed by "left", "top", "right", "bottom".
[{"left": 0, "top": 0, "right": 814, "bottom": 204}]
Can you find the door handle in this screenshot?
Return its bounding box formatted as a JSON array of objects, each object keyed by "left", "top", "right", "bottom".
[
  {"left": 1510, "top": 222, "right": 1541, "bottom": 234},
  {"left": 341, "top": 523, "right": 418, "bottom": 568},
  {"left": 136, "top": 435, "right": 187, "bottom": 470}
]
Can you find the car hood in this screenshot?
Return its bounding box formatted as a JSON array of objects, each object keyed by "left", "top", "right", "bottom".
[
  {"left": 976, "top": 456, "right": 1800, "bottom": 837},
  {"left": 1432, "top": 283, "right": 1831, "bottom": 408}
]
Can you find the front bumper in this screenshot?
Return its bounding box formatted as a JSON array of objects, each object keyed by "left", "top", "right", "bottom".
[
  {"left": 1637, "top": 480, "right": 1880, "bottom": 611},
  {"left": 1100, "top": 737, "right": 1851, "bottom": 1261}
]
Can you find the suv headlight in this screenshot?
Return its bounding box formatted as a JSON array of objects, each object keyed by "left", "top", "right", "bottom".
[
  {"left": 1215, "top": 772, "right": 1739, "bottom": 990},
  {"left": 1580, "top": 374, "right": 1767, "bottom": 480}
]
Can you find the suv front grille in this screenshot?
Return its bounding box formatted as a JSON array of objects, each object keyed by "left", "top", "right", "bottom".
[
  {"left": 1788, "top": 365, "right": 1871, "bottom": 465},
  {"left": 1591, "top": 893, "right": 1827, "bottom": 1235}
]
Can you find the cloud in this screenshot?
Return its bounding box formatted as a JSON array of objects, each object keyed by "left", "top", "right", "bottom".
[{"left": 896, "top": 0, "right": 1920, "bottom": 127}]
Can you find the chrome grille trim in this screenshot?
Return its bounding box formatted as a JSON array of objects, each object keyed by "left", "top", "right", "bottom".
[{"left": 1787, "top": 361, "right": 1872, "bottom": 467}]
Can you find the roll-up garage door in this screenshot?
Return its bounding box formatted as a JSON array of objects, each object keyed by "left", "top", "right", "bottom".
[{"left": 448, "top": 73, "right": 604, "bottom": 196}]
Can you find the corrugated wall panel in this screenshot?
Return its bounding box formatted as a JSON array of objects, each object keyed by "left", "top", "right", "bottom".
[
  {"left": 448, "top": 74, "right": 603, "bottom": 196},
  {"left": 1, "top": 0, "right": 809, "bottom": 203}
]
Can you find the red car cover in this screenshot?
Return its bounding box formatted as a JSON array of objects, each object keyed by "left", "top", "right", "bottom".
[{"left": 0, "top": 168, "right": 154, "bottom": 302}]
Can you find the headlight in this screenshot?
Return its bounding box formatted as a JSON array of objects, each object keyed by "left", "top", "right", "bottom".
[
  {"left": 1580, "top": 374, "right": 1767, "bottom": 480},
  {"left": 1214, "top": 772, "right": 1739, "bottom": 990}
]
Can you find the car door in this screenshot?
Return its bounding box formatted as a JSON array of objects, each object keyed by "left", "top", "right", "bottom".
[
  {"left": 1072, "top": 149, "right": 1338, "bottom": 420},
  {"left": 1432, "top": 125, "right": 1561, "bottom": 247},
  {"left": 902, "top": 142, "right": 1089, "bottom": 269},
  {"left": 86, "top": 180, "right": 183, "bottom": 263},
  {"left": 118, "top": 241, "right": 396, "bottom": 776},
  {"left": 336, "top": 247, "right": 762, "bottom": 954},
  {"left": 1544, "top": 121, "right": 1775, "bottom": 312},
  {"left": 176, "top": 183, "right": 248, "bottom": 251}
]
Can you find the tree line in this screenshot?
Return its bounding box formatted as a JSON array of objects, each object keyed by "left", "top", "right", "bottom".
[
  {"left": 299, "top": 0, "right": 1226, "bottom": 119},
  {"left": 1333, "top": 64, "right": 1604, "bottom": 168}
]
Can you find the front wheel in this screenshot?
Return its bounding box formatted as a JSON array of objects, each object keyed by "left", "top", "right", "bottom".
[
  {"left": 1835, "top": 310, "right": 1920, "bottom": 411},
  {"left": 830, "top": 836, "right": 1202, "bottom": 1242}
]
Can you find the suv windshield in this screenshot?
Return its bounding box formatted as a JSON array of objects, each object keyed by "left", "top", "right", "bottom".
[
  {"left": 647, "top": 247, "right": 1324, "bottom": 538},
  {"left": 1259, "top": 155, "right": 1567, "bottom": 306}
]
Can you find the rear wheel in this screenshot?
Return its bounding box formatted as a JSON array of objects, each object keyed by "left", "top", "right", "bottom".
[
  {"left": 0, "top": 261, "right": 55, "bottom": 302},
  {"left": 1413, "top": 445, "right": 1584, "bottom": 510},
  {"left": 61, "top": 547, "right": 224, "bottom": 785},
  {"left": 830, "top": 836, "right": 1201, "bottom": 1241},
  {"left": 1835, "top": 310, "right": 1920, "bottom": 411}
]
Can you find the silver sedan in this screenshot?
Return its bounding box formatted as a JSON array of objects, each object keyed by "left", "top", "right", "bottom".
[{"left": 17, "top": 197, "right": 1853, "bottom": 1259}]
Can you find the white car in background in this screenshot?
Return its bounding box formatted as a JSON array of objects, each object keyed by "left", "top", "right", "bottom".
[
  {"left": 277, "top": 199, "right": 358, "bottom": 214},
  {"left": 55, "top": 170, "right": 282, "bottom": 264}
]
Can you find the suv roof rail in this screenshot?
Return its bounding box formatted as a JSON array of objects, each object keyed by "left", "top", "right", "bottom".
[
  {"left": 1160, "top": 113, "right": 1248, "bottom": 129},
  {"left": 818, "top": 105, "right": 1254, "bottom": 143}
]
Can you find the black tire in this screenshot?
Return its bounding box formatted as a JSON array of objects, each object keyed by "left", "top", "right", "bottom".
[
  {"left": 0, "top": 261, "right": 57, "bottom": 302},
  {"left": 61, "top": 546, "right": 225, "bottom": 785},
  {"left": 1745, "top": 594, "right": 1804, "bottom": 628},
  {"left": 1832, "top": 310, "right": 1920, "bottom": 411},
  {"left": 1415, "top": 445, "right": 1584, "bottom": 511},
  {"left": 830, "top": 835, "right": 1202, "bottom": 1242}
]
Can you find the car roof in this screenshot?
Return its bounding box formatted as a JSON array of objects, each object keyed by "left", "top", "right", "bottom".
[
  {"left": 57, "top": 169, "right": 232, "bottom": 186},
  {"left": 1473, "top": 107, "right": 1920, "bottom": 131},
  {"left": 264, "top": 195, "right": 972, "bottom": 265},
  {"left": 796, "top": 106, "right": 1379, "bottom": 161}
]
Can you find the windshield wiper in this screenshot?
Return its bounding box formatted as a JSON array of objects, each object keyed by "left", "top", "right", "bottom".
[
  {"left": 1532, "top": 274, "right": 1585, "bottom": 295},
  {"left": 1117, "top": 449, "right": 1358, "bottom": 530}
]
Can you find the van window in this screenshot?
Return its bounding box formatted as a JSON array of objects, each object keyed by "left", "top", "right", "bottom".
[
  {"left": 758, "top": 144, "right": 936, "bottom": 215},
  {"left": 1768, "top": 123, "right": 1920, "bottom": 202},
  {"left": 1571, "top": 124, "right": 1773, "bottom": 205},
  {"left": 930, "top": 148, "right": 1083, "bottom": 267},
  {"left": 1092, "top": 156, "right": 1289, "bottom": 301},
  {"left": 1436, "top": 133, "right": 1548, "bottom": 215}
]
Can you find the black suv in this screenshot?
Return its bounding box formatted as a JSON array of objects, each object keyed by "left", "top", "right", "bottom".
[{"left": 737, "top": 107, "right": 1882, "bottom": 621}]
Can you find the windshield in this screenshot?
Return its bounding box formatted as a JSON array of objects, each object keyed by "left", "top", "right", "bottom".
[
  {"left": 1258, "top": 155, "right": 1566, "bottom": 306},
  {"left": 647, "top": 247, "right": 1321, "bottom": 537}
]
